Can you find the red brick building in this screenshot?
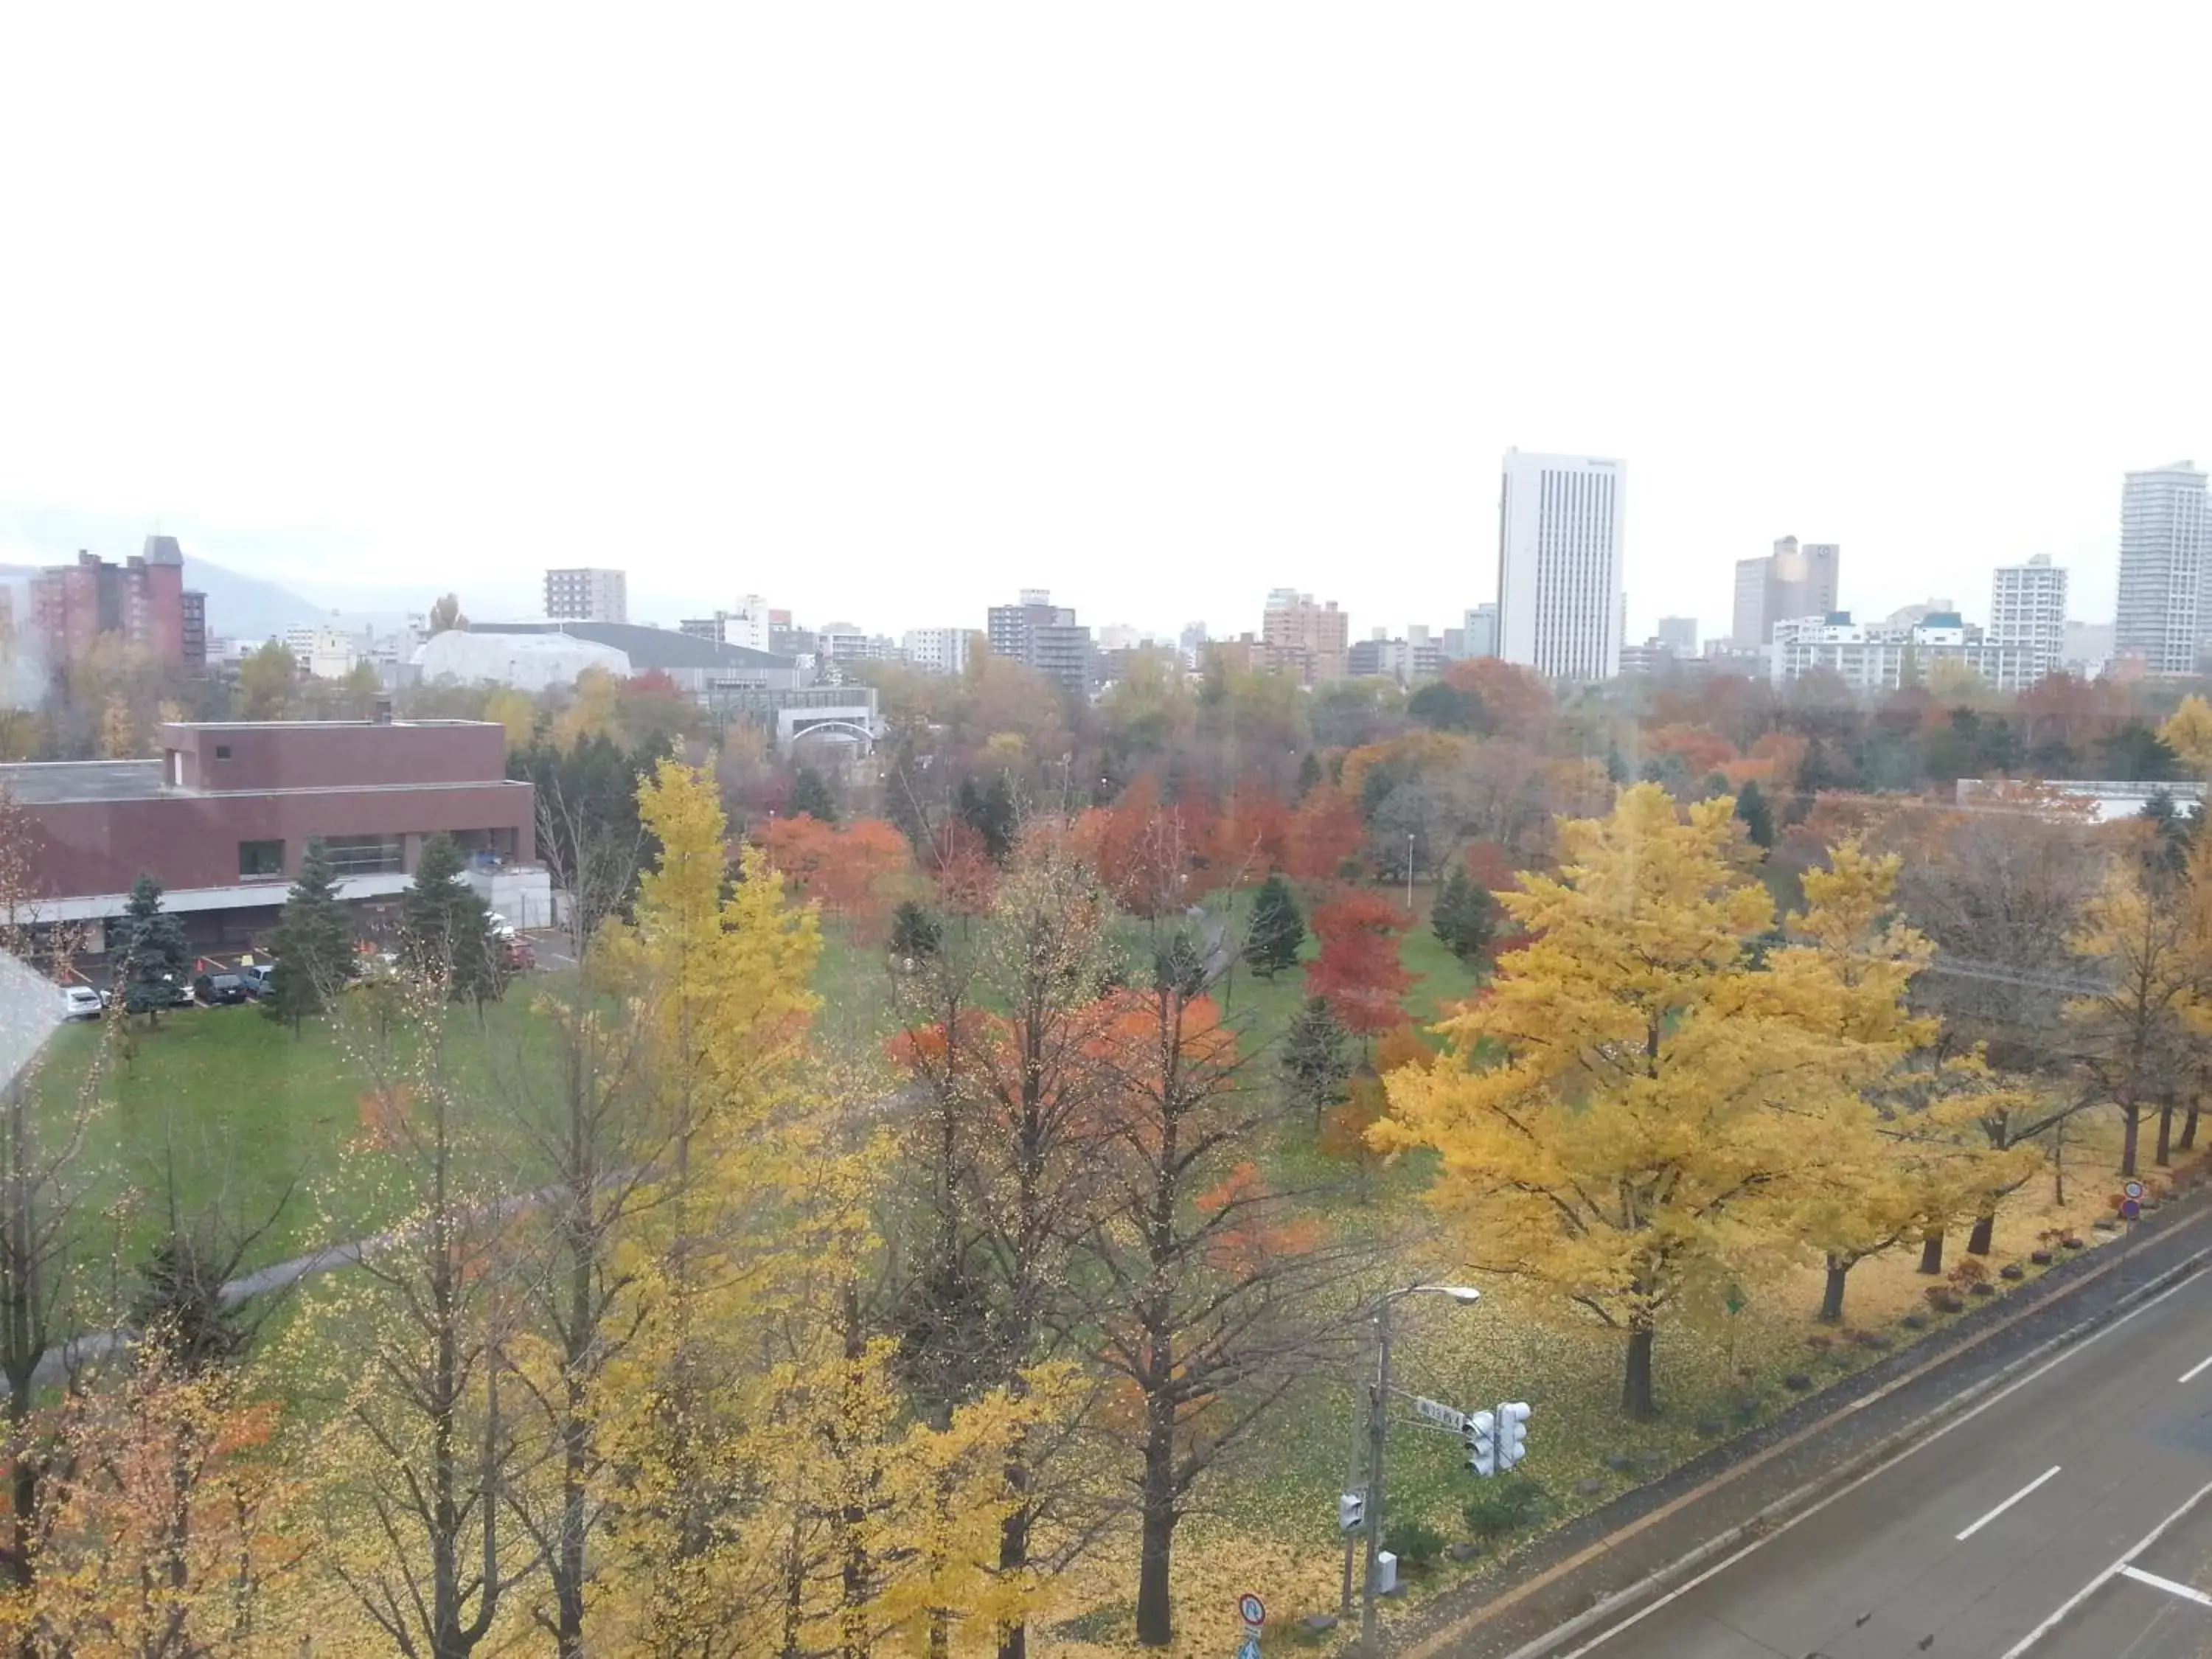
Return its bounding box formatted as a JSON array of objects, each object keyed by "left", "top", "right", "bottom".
[
  {"left": 1, "top": 719, "right": 535, "bottom": 951},
  {"left": 27, "top": 538, "right": 206, "bottom": 670}
]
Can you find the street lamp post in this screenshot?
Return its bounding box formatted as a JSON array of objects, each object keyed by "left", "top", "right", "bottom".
[{"left": 1357, "top": 1283, "right": 1480, "bottom": 1650}]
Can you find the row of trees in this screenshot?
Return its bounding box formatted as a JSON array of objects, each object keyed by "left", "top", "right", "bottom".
[{"left": 1374, "top": 782, "right": 2212, "bottom": 1419}]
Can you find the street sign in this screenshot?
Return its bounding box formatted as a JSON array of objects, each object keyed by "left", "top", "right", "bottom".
[
  {"left": 2122, "top": 1198, "right": 2142, "bottom": 1220},
  {"left": 1238, "top": 1593, "right": 1265, "bottom": 1630},
  {"left": 1414, "top": 1397, "right": 1467, "bottom": 1432},
  {"left": 2125, "top": 1180, "right": 2146, "bottom": 1200}
]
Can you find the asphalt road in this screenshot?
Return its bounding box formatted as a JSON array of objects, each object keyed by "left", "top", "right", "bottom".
[{"left": 1551, "top": 1267, "right": 2212, "bottom": 1658}]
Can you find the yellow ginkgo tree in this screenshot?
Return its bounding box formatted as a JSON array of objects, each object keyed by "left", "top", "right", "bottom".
[
  {"left": 2158, "top": 694, "right": 2212, "bottom": 779},
  {"left": 1378, "top": 787, "right": 1924, "bottom": 1418}
]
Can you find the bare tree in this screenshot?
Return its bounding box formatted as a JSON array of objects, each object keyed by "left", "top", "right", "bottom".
[
  {"left": 321, "top": 973, "right": 540, "bottom": 1659},
  {"left": 1895, "top": 796, "right": 2101, "bottom": 1071},
  {"left": 490, "top": 824, "right": 658, "bottom": 1659}
]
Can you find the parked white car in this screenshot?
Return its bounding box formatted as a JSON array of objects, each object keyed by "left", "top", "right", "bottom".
[{"left": 60, "top": 986, "right": 102, "bottom": 1020}]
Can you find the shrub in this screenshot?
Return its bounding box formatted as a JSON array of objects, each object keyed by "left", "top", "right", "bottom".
[
  {"left": 1461, "top": 1478, "right": 1547, "bottom": 1541},
  {"left": 1382, "top": 1518, "right": 1448, "bottom": 1573}
]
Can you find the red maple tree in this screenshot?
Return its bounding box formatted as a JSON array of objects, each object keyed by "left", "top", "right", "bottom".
[{"left": 1304, "top": 887, "right": 1414, "bottom": 1034}]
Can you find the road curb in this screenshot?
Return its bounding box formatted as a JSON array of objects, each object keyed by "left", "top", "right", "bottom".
[{"left": 1481, "top": 1223, "right": 2212, "bottom": 1659}]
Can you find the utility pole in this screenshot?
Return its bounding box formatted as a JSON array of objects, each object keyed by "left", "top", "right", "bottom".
[
  {"left": 1360, "top": 1296, "right": 1394, "bottom": 1652},
  {"left": 1356, "top": 1283, "right": 1479, "bottom": 1650},
  {"left": 1405, "top": 832, "right": 1415, "bottom": 918}
]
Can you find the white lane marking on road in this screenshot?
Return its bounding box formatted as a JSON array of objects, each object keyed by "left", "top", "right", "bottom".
[
  {"left": 2178, "top": 1352, "right": 2212, "bottom": 1383},
  {"left": 1956, "top": 1465, "right": 2062, "bottom": 1541},
  {"left": 2118, "top": 1565, "right": 2212, "bottom": 1607},
  {"left": 1997, "top": 1476, "right": 2212, "bottom": 1657},
  {"left": 1552, "top": 1270, "right": 2210, "bottom": 1659}
]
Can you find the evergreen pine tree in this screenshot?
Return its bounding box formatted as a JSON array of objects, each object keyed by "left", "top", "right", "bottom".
[
  {"left": 1430, "top": 865, "right": 1500, "bottom": 965},
  {"left": 1152, "top": 930, "right": 1210, "bottom": 998},
  {"left": 117, "top": 872, "right": 190, "bottom": 1023},
  {"left": 788, "top": 766, "right": 839, "bottom": 823},
  {"left": 1242, "top": 872, "right": 1305, "bottom": 978},
  {"left": 264, "top": 837, "right": 355, "bottom": 1032},
  {"left": 1280, "top": 996, "right": 1354, "bottom": 1129},
  {"left": 956, "top": 771, "right": 1018, "bottom": 862},
  {"left": 978, "top": 772, "right": 1018, "bottom": 862},
  {"left": 1295, "top": 751, "right": 1323, "bottom": 800},
  {"left": 1734, "top": 779, "right": 1776, "bottom": 849},
  {"left": 888, "top": 899, "right": 942, "bottom": 963},
  {"left": 399, "top": 833, "right": 501, "bottom": 1004},
  {"left": 133, "top": 1234, "right": 251, "bottom": 1373}
]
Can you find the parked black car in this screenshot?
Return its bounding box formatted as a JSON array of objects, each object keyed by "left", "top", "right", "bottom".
[{"left": 193, "top": 972, "right": 251, "bottom": 1006}]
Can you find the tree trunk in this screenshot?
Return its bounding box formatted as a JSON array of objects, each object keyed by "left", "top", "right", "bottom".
[
  {"left": 1818, "top": 1257, "right": 1848, "bottom": 1324},
  {"left": 996, "top": 1489, "right": 1031, "bottom": 1659},
  {"left": 1918, "top": 1230, "right": 1944, "bottom": 1276},
  {"left": 1133, "top": 1409, "right": 1178, "bottom": 1646},
  {"left": 1621, "top": 1320, "right": 1657, "bottom": 1421},
  {"left": 1966, "top": 1208, "right": 1996, "bottom": 1257},
  {"left": 2183, "top": 1104, "right": 2200, "bottom": 1152},
  {"left": 2121, "top": 1105, "right": 2142, "bottom": 1179},
  {"left": 2156, "top": 1102, "right": 2175, "bottom": 1168}
]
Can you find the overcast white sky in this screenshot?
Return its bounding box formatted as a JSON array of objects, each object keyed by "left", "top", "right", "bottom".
[{"left": 2, "top": 4, "right": 2208, "bottom": 646}]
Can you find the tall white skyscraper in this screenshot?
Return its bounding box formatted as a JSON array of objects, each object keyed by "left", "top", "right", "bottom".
[
  {"left": 1989, "top": 555, "right": 2067, "bottom": 685},
  {"left": 1495, "top": 451, "right": 1624, "bottom": 681},
  {"left": 2115, "top": 462, "right": 2209, "bottom": 675}
]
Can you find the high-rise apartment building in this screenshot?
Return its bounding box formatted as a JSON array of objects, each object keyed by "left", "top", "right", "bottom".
[
  {"left": 543, "top": 568, "right": 628, "bottom": 625},
  {"left": 985, "top": 589, "right": 1091, "bottom": 697},
  {"left": 1496, "top": 451, "right": 1624, "bottom": 681},
  {"left": 28, "top": 538, "right": 204, "bottom": 669},
  {"left": 901, "top": 627, "right": 973, "bottom": 675},
  {"left": 1732, "top": 537, "right": 1841, "bottom": 645},
  {"left": 1656, "top": 616, "right": 1698, "bottom": 655},
  {"left": 1988, "top": 555, "right": 2067, "bottom": 685},
  {"left": 1259, "top": 589, "right": 1349, "bottom": 683},
  {"left": 2114, "top": 462, "right": 2210, "bottom": 675}
]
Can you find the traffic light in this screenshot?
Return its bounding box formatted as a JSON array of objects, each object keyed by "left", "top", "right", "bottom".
[
  {"left": 1338, "top": 1492, "right": 1365, "bottom": 1532},
  {"left": 1497, "top": 1401, "right": 1531, "bottom": 1470},
  {"left": 1464, "top": 1408, "right": 1497, "bottom": 1477}
]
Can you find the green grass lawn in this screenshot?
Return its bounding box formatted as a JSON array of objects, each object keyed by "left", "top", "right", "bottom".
[{"left": 27, "top": 985, "right": 566, "bottom": 1279}]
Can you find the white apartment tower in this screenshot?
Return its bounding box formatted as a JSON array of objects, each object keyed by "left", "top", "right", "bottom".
[
  {"left": 901, "top": 627, "right": 972, "bottom": 675},
  {"left": 1496, "top": 451, "right": 1624, "bottom": 681},
  {"left": 1989, "top": 555, "right": 2067, "bottom": 686},
  {"left": 2115, "top": 462, "right": 2210, "bottom": 675},
  {"left": 543, "top": 567, "right": 628, "bottom": 625}
]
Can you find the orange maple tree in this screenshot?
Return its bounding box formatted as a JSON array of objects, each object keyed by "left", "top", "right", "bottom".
[
  {"left": 1282, "top": 785, "right": 1366, "bottom": 882},
  {"left": 1091, "top": 775, "right": 1219, "bottom": 917},
  {"left": 1206, "top": 776, "right": 1293, "bottom": 881},
  {"left": 761, "top": 814, "right": 912, "bottom": 934}
]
